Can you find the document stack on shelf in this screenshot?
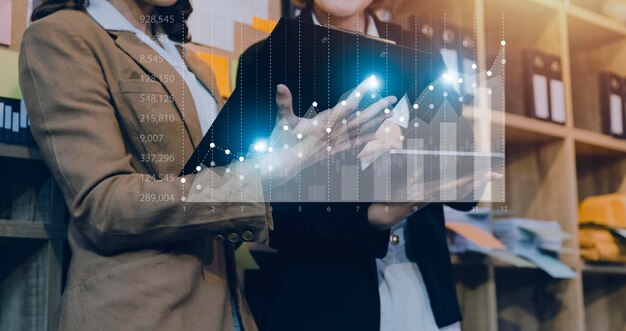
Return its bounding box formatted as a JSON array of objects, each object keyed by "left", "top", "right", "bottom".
[
  {"left": 492, "top": 218, "right": 576, "bottom": 279},
  {"left": 444, "top": 208, "right": 534, "bottom": 267},
  {"left": 0, "top": 97, "right": 35, "bottom": 147},
  {"left": 579, "top": 194, "right": 626, "bottom": 263}
]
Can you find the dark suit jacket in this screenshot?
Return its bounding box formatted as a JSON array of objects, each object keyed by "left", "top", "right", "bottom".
[
  {"left": 19, "top": 9, "right": 272, "bottom": 331},
  {"left": 238, "top": 5, "right": 474, "bottom": 330}
]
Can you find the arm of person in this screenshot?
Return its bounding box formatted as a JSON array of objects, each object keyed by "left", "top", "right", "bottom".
[
  {"left": 19, "top": 18, "right": 270, "bottom": 254},
  {"left": 238, "top": 45, "right": 390, "bottom": 258}
]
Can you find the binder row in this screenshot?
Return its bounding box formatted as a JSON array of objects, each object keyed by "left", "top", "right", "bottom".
[
  {"left": 523, "top": 49, "right": 567, "bottom": 125},
  {"left": 0, "top": 97, "right": 36, "bottom": 147}
]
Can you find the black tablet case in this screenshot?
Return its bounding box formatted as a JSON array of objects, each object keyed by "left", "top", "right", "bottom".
[{"left": 181, "top": 17, "right": 455, "bottom": 176}]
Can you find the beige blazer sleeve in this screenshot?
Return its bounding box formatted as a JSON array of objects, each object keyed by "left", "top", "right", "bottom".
[{"left": 19, "top": 17, "right": 269, "bottom": 254}]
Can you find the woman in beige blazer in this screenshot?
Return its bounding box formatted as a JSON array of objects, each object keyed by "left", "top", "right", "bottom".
[{"left": 19, "top": 0, "right": 393, "bottom": 330}]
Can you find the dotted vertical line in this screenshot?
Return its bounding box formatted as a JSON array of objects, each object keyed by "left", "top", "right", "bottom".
[
  {"left": 443, "top": 13, "right": 448, "bottom": 202},
  {"left": 181, "top": 11, "right": 187, "bottom": 204},
  {"left": 209, "top": 13, "right": 214, "bottom": 202},
  {"left": 298, "top": 17, "right": 302, "bottom": 202},
  {"left": 501, "top": 13, "right": 506, "bottom": 203},
  {"left": 239, "top": 13, "right": 244, "bottom": 202},
  {"left": 326, "top": 12, "right": 331, "bottom": 203},
  {"left": 472, "top": 11, "right": 477, "bottom": 201},
  {"left": 355, "top": 12, "right": 360, "bottom": 202},
  {"left": 384, "top": 13, "right": 390, "bottom": 202},
  {"left": 413, "top": 14, "right": 418, "bottom": 202}
]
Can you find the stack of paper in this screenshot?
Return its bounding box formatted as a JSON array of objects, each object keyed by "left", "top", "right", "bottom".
[
  {"left": 445, "top": 208, "right": 534, "bottom": 268},
  {"left": 492, "top": 218, "right": 576, "bottom": 279}
]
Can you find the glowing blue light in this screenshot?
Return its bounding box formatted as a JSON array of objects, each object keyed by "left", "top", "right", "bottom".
[
  {"left": 368, "top": 75, "right": 379, "bottom": 89},
  {"left": 253, "top": 140, "right": 267, "bottom": 152}
]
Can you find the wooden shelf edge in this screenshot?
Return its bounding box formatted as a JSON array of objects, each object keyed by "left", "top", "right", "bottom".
[
  {"left": 566, "top": 3, "right": 626, "bottom": 37},
  {"left": 0, "top": 142, "right": 42, "bottom": 160},
  {"left": 0, "top": 220, "right": 67, "bottom": 240},
  {"left": 527, "top": 0, "right": 562, "bottom": 12},
  {"left": 573, "top": 128, "right": 626, "bottom": 155},
  {"left": 505, "top": 113, "right": 568, "bottom": 142},
  {"left": 583, "top": 263, "right": 626, "bottom": 275}
]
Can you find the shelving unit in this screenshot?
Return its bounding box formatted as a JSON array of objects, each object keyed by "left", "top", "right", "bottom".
[
  {"left": 0, "top": 153, "right": 67, "bottom": 331},
  {"left": 391, "top": 0, "right": 626, "bottom": 330},
  {"left": 1, "top": 1, "right": 112, "bottom": 329}
]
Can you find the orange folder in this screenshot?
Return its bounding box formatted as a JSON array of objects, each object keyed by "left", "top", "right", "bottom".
[
  {"left": 252, "top": 16, "right": 278, "bottom": 34},
  {"left": 445, "top": 222, "right": 506, "bottom": 250},
  {"left": 196, "top": 52, "right": 231, "bottom": 99}
]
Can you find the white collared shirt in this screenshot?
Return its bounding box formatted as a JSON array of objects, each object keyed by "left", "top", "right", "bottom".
[{"left": 86, "top": 0, "right": 218, "bottom": 134}]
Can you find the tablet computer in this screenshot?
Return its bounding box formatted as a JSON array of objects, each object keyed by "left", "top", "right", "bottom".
[{"left": 181, "top": 17, "right": 456, "bottom": 176}]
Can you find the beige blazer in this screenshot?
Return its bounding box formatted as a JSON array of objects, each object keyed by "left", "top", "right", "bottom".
[{"left": 19, "top": 9, "right": 271, "bottom": 331}]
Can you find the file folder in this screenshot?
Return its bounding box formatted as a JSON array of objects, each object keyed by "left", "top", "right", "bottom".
[
  {"left": 11, "top": 106, "right": 19, "bottom": 143},
  {"left": 547, "top": 54, "right": 566, "bottom": 124},
  {"left": 599, "top": 72, "right": 625, "bottom": 138},
  {"left": 19, "top": 100, "right": 27, "bottom": 144},
  {"left": 3, "top": 103, "right": 12, "bottom": 143}
]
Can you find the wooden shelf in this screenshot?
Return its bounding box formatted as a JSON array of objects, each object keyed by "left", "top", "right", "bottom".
[
  {"left": 574, "top": 128, "right": 626, "bottom": 156},
  {"left": 0, "top": 220, "right": 67, "bottom": 240},
  {"left": 566, "top": 3, "right": 626, "bottom": 43},
  {"left": 583, "top": 263, "right": 626, "bottom": 275},
  {"left": 0, "top": 142, "right": 41, "bottom": 160},
  {"left": 506, "top": 113, "right": 568, "bottom": 143}
]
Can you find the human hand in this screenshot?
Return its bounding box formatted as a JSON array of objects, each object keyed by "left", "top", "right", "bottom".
[{"left": 255, "top": 80, "right": 397, "bottom": 185}]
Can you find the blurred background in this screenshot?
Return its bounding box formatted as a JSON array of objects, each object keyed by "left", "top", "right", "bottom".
[{"left": 1, "top": 0, "right": 626, "bottom": 330}]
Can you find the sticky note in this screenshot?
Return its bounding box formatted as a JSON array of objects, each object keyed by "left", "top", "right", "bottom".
[
  {"left": 446, "top": 222, "right": 506, "bottom": 250},
  {"left": 0, "top": 49, "right": 21, "bottom": 99},
  {"left": 252, "top": 16, "right": 277, "bottom": 34},
  {"left": 0, "top": 0, "right": 11, "bottom": 46},
  {"left": 196, "top": 52, "right": 231, "bottom": 98}
]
